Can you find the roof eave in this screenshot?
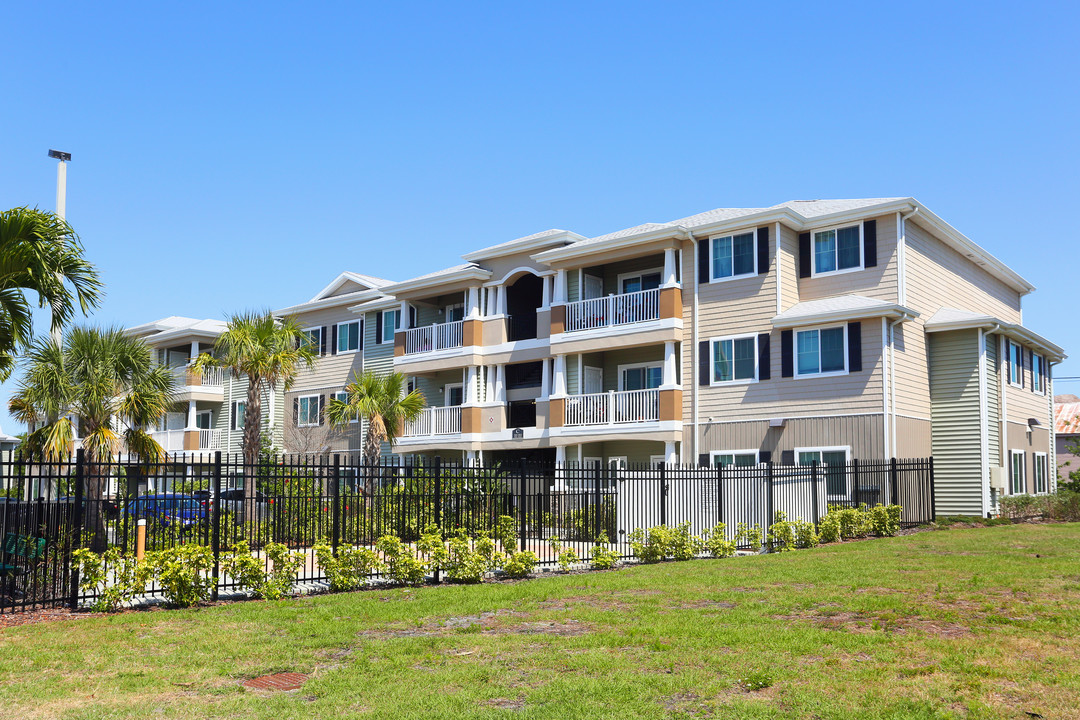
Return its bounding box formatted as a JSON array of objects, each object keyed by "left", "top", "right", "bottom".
[
  {"left": 274, "top": 289, "right": 387, "bottom": 317},
  {"left": 381, "top": 266, "right": 493, "bottom": 296},
  {"left": 771, "top": 304, "right": 919, "bottom": 330},
  {"left": 461, "top": 232, "right": 586, "bottom": 263},
  {"left": 925, "top": 318, "right": 1066, "bottom": 362},
  {"left": 532, "top": 226, "right": 690, "bottom": 264}
]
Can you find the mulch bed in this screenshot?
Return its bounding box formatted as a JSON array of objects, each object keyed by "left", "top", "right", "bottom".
[{"left": 0, "top": 606, "right": 97, "bottom": 629}]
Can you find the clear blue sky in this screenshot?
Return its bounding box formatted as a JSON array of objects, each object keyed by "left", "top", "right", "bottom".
[{"left": 1, "top": 1, "right": 1077, "bottom": 432}]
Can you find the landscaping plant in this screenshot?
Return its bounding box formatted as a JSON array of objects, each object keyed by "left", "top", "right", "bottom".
[
  {"left": 590, "top": 532, "right": 619, "bottom": 570},
  {"left": 502, "top": 550, "right": 538, "bottom": 578},
  {"left": 145, "top": 544, "right": 215, "bottom": 608},
  {"left": 701, "top": 523, "right": 737, "bottom": 558},
  {"left": 375, "top": 534, "right": 427, "bottom": 585},
  {"left": 72, "top": 547, "right": 149, "bottom": 612},
  {"left": 314, "top": 543, "right": 384, "bottom": 593}
]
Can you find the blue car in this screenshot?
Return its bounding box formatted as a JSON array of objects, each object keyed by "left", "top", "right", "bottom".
[{"left": 125, "top": 495, "right": 207, "bottom": 528}]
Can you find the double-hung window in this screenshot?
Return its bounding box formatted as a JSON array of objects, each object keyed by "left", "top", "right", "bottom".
[
  {"left": 381, "top": 310, "right": 399, "bottom": 345},
  {"left": 711, "top": 335, "right": 757, "bottom": 384},
  {"left": 711, "top": 231, "right": 756, "bottom": 281},
  {"left": 796, "top": 326, "right": 846, "bottom": 376},
  {"left": 620, "top": 271, "right": 662, "bottom": 294},
  {"left": 798, "top": 447, "right": 850, "bottom": 496},
  {"left": 620, "top": 364, "right": 663, "bottom": 391},
  {"left": 1009, "top": 341, "right": 1023, "bottom": 386},
  {"left": 301, "top": 327, "right": 323, "bottom": 353},
  {"left": 1010, "top": 450, "right": 1026, "bottom": 495},
  {"left": 337, "top": 321, "right": 361, "bottom": 353},
  {"left": 1032, "top": 353, "right": 1044, "bottom": 393},
  {"left": 231, "top": 401, "right": 246, "bottom": 430},
  {"left": 813, "top": 225, "right": 861, "bottom": 275},
  {"left": 297, "top": 395, "right": 321, "bottom": 427},
  {"left": 1034, "top": 453, "right": 1048, "bottom": 494},
  {"left": 332, "top": 390, "right": 357, "bottom": 423},
  {"left": 712, "top": 450, "right": 758, "bottom": 467}
]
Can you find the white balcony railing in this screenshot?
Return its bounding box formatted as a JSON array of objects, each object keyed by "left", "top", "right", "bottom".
[
  {"left": 150, "top": 429, "right": 224, "bottom": 452},
  {"left": 169, "top": 365, "right": 225, "bottom": 388},
  {"left": 564, "top": 388, "right": 660, "bottom": 426},
  {"left": 564, "top": 288, "right": 660, "bottom": 333},
  {"left": 404, "top": 320, "right": 464, "bottom": 355},
  {"left": 402, "top": 406, "right": 463, "bottom": 437}
]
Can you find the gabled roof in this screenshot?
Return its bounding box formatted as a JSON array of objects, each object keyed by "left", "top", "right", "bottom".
[
  {"left": 924, "top": 308, "right": 1066, "bottom": 362},
  {"left": 380, "top": 263, "right": 493, "bottom": 296},
  {"left": 461, "top": 229, "right": 585, "bottom": 262},
  {"left": 125, "top": 316, "right": 227, "bottom": 342},
  {"left": 273, "top": 272, "right": 395, "bottom": 316},
  {"left": 310, "top": 271, "right": 393, "bottom": 303},
  {"left": 771, "top": 295, "right": 918, "bottom": 329},
  {"left": 1054, "top": 402, "right": 1080, "bottom": 435}
]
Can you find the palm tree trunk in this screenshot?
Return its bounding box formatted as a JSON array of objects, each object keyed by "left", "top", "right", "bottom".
[
  {"left": 242, "top": 382, "right": 263, "bottom": 527},
  {"left": 85, "top": 457, "right": 108, "bottom": 553},
  {"left": 363, "top": 420, "right": 382, "bottom": 497}
]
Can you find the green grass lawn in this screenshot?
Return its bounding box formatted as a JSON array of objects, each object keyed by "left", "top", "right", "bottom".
[{"left": 2, "top": 523, "right": 1079, "bottom": 720}]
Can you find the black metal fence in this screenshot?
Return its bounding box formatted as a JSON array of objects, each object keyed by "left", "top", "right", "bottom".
[{"left": 0, "top": 451, "right": 934, "bottom": 613}]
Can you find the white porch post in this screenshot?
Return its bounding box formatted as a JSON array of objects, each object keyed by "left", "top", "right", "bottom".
[
  {"left": 553, "top": 355, "right": 567, "bottom": 397},
  {"left": 541, "top": 275, "right": 552, "bottom": 310},
  {"left": 497, "top": 285, "right": 508, "bottom": 316},
  {"left": 662, "top": 341, "right": 678, "bottom": 389},
  {"left": 465, "top": 366, "right": 478, "bottom": 405},
  {"left": 399, "top": 301, "right": 410, "bottom": 329},
  {"left": 555, "top": 445, "right": 566, "bottom": 464},
  {"left": 662, "top": 248, "right": 678, "bottom": 288},
  {"left": 467, "top": 286, "right": 480, "bottom": 319},
  {"left": 465, "top": 449, "right": 477, "bottom": 463},
  {"left": 540, "top": 358, "right": 551, "bottom": 400},
  {"left": 189, "top": 340, "right": 199, "bottom": 363},
  {"left": 187, "top": 400, "right": 197, "bottom": 429},
  {"left": 553, "top": 269, "right": 568, "bottom": 305},
  {"left": 486, "top": 287, "right": 498, "bottom": 316},
  {"left": 494, "top": 364, "right": 506, "bottom": 403},
  {"left": 664, "top": 441, "right": 677, "bottom": 465}
]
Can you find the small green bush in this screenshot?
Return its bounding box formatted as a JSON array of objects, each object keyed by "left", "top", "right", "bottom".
[
  {"left": 793, "top": 517, "right": 820, "bottom": 548},
  {"left": 549, "top": 537, "right": 580, "bottom": 572},
  {"left": 735, "top": 522, "right": 763, "bottom": 549},
  {"left": 503, "top": 550, "right": 537, "bottom": 578},
  {"left": 375, "top": 534, "right": 427, "bottom": 585},
  {"left": 444, "top": 532, "right": 490, "bottom": 583},
  {"left": 73, "top": 547, "right": 149, "bottom": 612},
  {"left": 628, "top": 525, "right": 673, "bottom": 563},
  {"left": 591, "top": 533, "right": 619, "bottom": 570},
  {"left": 223, "top": 541, "right": 269, "bottom": 595},
  {"left": 868, "top": 504, "right": 902, "bottom": 537},
  {"left": 495, "top": 515, "right": 517, "bottom": 549},
  {"left": 767, "top": 512, "right": 797, "bottom": 552},
  {"left": 669, "top": 521, "right": 704, "bottom": 561},
  {"left": 261, "top": 543, "right": 304, "bottom": 600},
  {"left": 314, "top": 543, "right": 384, "bottom": 593},
  {"left": 701, "top": 523, "right": 737, "bottom": 558},
  {"left": 818, "top": 513, "right": 841, "bottom": 544},
  {"left": 145, "top": 544, "right": 215, "bottom": 608}
]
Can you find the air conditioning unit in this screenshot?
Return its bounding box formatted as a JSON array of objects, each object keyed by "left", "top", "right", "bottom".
[{"left": 989, "top": 465, "right": 1008, "bottom": 490}]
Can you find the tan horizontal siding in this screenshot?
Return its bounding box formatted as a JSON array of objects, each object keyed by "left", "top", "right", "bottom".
[
  {"left": 891, "top": 318, "right": 932, "bottom": 418},
  {"left": 797, "top": 214, "right": 899, "bottom": 303},
  {"left": 778, "top": 225, "right": 800, "bottom": 312},
  {"left": 698, "top": 415, "right": 886, "bottom": 460},
  {"left": 895, "top": 416, "right": 932, "bottom": 458}
]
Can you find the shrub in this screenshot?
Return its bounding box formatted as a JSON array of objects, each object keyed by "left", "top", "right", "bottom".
[
  {"left": 503, "top": 550, "right": 537, "bottom": 578},
  {"left": 868, "top": 504, "right": 902, "bottom": 537},
  {"left": 767, "top": 512, "right": 797, "bottom": 552},
  {"left": 223, "top": 541, "right": 270, "bottom": 595},
  {"left": 628, "top": 525, "right": 673, "bottom": 563},
  {"left": 793, "top": 517, "right": 820, "bottom": 548},
  {"left": 701, "top": 523, "right": 737, "bottom": 558},
  {"left": 261, "top": 543, "right": 304, "bottom": 600},
  {"left": 818, "top": 513, "right": 841, "bottom": 544},
  {"left": 669, "top": 521, "right": 704, "bottom": 561},
  {"left": 495, "top": 515, "right": 517, "bottom": 549},
  {"left": 375, "top": 534, "right": 427, "bottom": 585},
  {"left": 835, "top": 506, "right": 872, "bottom": 538},
  {"left": 735, "top": 522, "right": 762, "bottom": 549},
  {"left": 549, "top": 537, "right": 580, "bottom": 572},
  {"left": 145, "top": 544, "right": 215, "bottom": 608},
  {"left": 444, "top": 532, "right": 490, "bottom": 583},
  {"left": 314, "top": 543, "right": 384, "bottom": 593},
  {"left": 591, "top": 532, "right": 619, "bottom": 570},
  {"left": 72, "top": 547, "right": 149, "bottom": 612}
]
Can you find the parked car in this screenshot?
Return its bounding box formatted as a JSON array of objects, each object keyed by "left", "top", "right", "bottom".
[
  {"left": 124, "top": 495, "right": 207, "bottom": 528},
  {"left": 56, "top": 496, "right": 121, "bottom": 519},
  {"left": 217, "top": 489, "right": 270, "bottom": 521}
]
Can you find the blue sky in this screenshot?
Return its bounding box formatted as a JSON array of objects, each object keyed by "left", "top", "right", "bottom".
[{"left": 1, "top": 1, "right": 1077, "bottom": 431}]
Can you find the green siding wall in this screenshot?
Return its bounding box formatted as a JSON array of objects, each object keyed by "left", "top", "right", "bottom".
[{"left": 929, "top": 329, "right": 983, "bottom": 516}]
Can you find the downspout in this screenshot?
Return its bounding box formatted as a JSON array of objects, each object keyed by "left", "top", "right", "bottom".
[{"left": 689, "top": 230, "right": 699, "bottom": 463}]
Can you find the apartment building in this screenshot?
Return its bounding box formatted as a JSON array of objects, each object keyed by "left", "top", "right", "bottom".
[{"left": 318, "top": 197, "right": 1061, "bottom": 518}]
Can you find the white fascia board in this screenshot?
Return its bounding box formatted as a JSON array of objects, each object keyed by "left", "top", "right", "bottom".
[
  {"left": 925, "top": 318, "right": 1065, "bottom": 362},
  {"left": 461, "top": 231, "right": 586, "bottom": 263},
  {"left": 347, "top": 296, "right": 401, "bottom": 314},
  {"left": 797, "top": 199, "right": 916, "bottom": 230},
  {"left": 274, "top": 289, "right": 385, "bottom": 317},
  {"left": 683, "top": 208, "right": 806, "bottom": 238},
  {"left": 771, "top": 304, "right": 919, "bottom": 329},
  {"left": 381, "top": 266, "right": 493, "bottom": 296},
  {"left": 532, "top": 226, "right": 690, "bottom": 265}
]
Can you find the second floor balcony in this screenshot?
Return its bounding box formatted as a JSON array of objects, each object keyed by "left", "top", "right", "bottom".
[
  {"left": 151, "top": 428, "right": 225, "bottom": 452},
  {"left": 564, "top": 288, "right": 661, "bottom": 333},
  {"left": 401, "top": 406, "right": 463, "bottom": 438},
  {"left": 403, "top": 320, "right": 464, "bottom": 355},
  {"left": 564, "top": 388, "right": 660, "bottom": 426}
]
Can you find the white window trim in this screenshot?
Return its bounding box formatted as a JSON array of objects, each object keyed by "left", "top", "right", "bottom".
[
  {"left": 444, "top": 383, "right": 464, "bottom": 407},
  {"left": 297, "top": 394, "right": 322, "bottom": 428},
  {"left": 796, "top": 446, "right": 852, "bottom": 498},
  {"left": 649, "top": 454, "right": 667, "bottom": 467},
  {"left": 1008, "top": 341, "right": 1024, "bottom": 388},
  {"left": 333, "top": 391, "right": 358, "bottom": 423},
  {"left": 1009, "top": 449, "right": 1026, "bottom": 495},
  {"left": 443, "top": 303, "right": 465, "bottom": 322},
  {"left": 617, "top": 361, "right": 664, "bottom": 391},
  {"left": 1031, "top": 353, "right": 1045, "bottom": 394},
  {"left": 608, "top": 456, "right": 628, "bottom": 470},
  {"left": 708, "top": 229, "right": 758, "bottom": 284},
  {"left": 616, "top": 267, "right": 664, "bottom": 295},
  {"left": 380, "top": 310, "right": 399, "bottom": 345},
  {"left": 231, "top": 401, "right": 247, "bottom": 431},
  {"left": 583, "top": 456, "right": 603, "bottom": 470},
  {"left": 794, "top": 324, "right": 849, "bottom": 378},
  {"left": 1034, "top": 452, "right": 1048, "bottom": 495},
  {"left": 710, "top": 449, "right": 760, "bottom": 466},
  {"left": 195, "top": 410, "right": 212, "bottom": 430},
  {"left": 302, "top": 326, "right": 323, "bottom": 353},
  {"left": 709, "top": 334, "right": 759, "bottom": 386},
  {"left": 810, "top": 223, "right": 864, "bottom": 278},
  {"left": 335, "top": 320, "right": 361, "bottom": 354}
]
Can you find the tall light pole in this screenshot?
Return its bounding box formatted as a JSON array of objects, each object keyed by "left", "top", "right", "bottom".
[{"left": 47, "top": 150, "right": 72, "bottom": 345}]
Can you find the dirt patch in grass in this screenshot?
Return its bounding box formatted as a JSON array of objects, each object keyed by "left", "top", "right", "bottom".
[
  {"left": 484, "top": 696, "right": 526, "bottom": 711},
  {"left": 775, "top": 609, "right": 971, "bottom": 638},
  {"left": 357, "top": 609, "right": 591, "bottom": 640},
  {"left": 677, "top": 599, "right": 736, "bottom": 610},
  {"left": 0, "top": 607, "right": 98, "bottom": 629}
]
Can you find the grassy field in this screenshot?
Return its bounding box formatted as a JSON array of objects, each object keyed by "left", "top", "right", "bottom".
[{"left": 1, "top": 523, "right": 1078, "bottom": 720}]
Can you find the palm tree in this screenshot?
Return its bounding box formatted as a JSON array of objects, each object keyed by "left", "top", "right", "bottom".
[
  {"left": 191, "top": 311, "right": 316, "bottom": 519},
  {"left": 327, "top": 370, "right": 426, "bottom": 494},
  {"left": 8, "top": 328, "right": 176, "bottom": 550},
  {"left": 0, "top": 207, "right": 103, "bottom": 379}
]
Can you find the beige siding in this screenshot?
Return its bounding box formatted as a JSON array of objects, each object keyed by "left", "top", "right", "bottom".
[
  {"left": 891, "top": 319, "right": 931, "bottom": 419},
  {"left": 895, "top": 416, "right": 932, "bottom": 458},
  {"left": 597, "top": 345, "right": 666, "bottom": 392},
  {"left": 797, "top": 214, "right": 899, "bottom": 303},
  {"left": 928, "top": 329, "right": 983, "bottom": 516},
  {"left": 778, "top": 224, "right": 799, "bottom": 312},
  {"left": 1005, "top": 424, "right": 1051, "bottom": 494},
  {"left": 696, "top": 415, "right": 886, "bottom": 461},
  {"left": 481, "top": 252, "right": 547, "bottom": 285},
  {"left": 904, "top": 220, "right": 1021, "bottom": 323}
]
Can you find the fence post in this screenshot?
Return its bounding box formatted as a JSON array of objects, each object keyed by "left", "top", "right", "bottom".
[
  {"left": 658, "top": 460, "right": 667, "bottom": 527},
  {"left": 68, "top": 449, "right": 85, "bottom": 610},
  {"left": 765, "top": 461, "right": 774, "bottom": 539},
  {"left": 518, "top": 458, "right": 528, "bottom": 552},
  {"left": 594, "top": 458, "right": 603, "bottom": 541},
  {"left": 433, "top": 456, "right": 442, "bottom": 584},
  {"left": 716, "top": 461, "right": 723, "bottom": 529},
  {"left": 211, "top": 451, "right": 222, "bottom": 602},
  {"left": 928, "top": 457, "right": 936, "bottom": 520},
  {"left": 810, "top": 460, "right": 819, "bottom": 525},
  {"left": 852, "top": 458, "right": 860, "bottom": 508},
  {"left": 890, "top": 457, "right": 898, "bottom": 507},
  {"left": 331, "top": 454, "right": 341, "bottom": 556}
]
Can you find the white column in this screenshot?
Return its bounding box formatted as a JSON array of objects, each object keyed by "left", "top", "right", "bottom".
[
  {"left": 465, "top": 449, "right": 477, "bottom": 463},
  {"left": 187, "top": 400, "right": 197, "bottom": 429},
  {"left": 553, "top": 355, "right": 567, "bottom": 397},
  {"left": 399, "top": 301, "right": 410, "bottom": 329},
  {"left": 662, "top": 247, "right": 678, "bottom": 288},
  {"left": 497, "top": 285, "right": 508, "bottom": 316},
  {"left": 553, "top": 269, "right": 568, "bottom": 305},
  {"left": 540, "top": 357, "right": 551, "bottom": 400},
  {"left": 486, "top": 287, "right": 497, "bottom": 316},
  {"left": 662, "top": 341, "right": 678, "bottom": 388},
  {"left": 541, "top": 275, "right": 552, "bottom": 310},
  {"left": 495, "top": 364, "right": 506, "bottom": 403},
  {"left": 465, "top": 366, "right": 478, "bottom": 404},
  {"left": 555, "top": 445, "right": 566, "bottom": 464},
  {"left": 190, "top": 340, "right": 199, "bottom": 362},
  {"left": 664, "top": 442, "right": 677, "bottom": 465},
  {"left": 467, "top": 286, "right": 480, "bottom": 318}
]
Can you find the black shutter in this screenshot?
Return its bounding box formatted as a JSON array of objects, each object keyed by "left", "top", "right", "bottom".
[
  {"left": 847, "top": 322, "right": 862, "bottom": 372},
  {"left": 780, "top": 450, "right": 795, "bottom": 466},
  {"left": 230, "top": 403, "right": 236, "bottom": 431},
  {"left": 759, "top": 450, "right": 772, "bottom": 464},
  {"left": 292, "top": 398, "right": 299, "bottom": 426},
  {"left": 331, "top": 324, "right": 338, "bottom": 355},
  {"left": 863, "top": 220, "right": 877, "bottom": 268},
  {"left": 409, "top": 305, "right": 417, "bottom": 329},
  {"left": 698, "top": 454, "right": 710, "bottom": 467},
  {"left": 699, "top": 340, "right": 711, "bottom": 386},
  {"left": 698, "top": 238, "right": 710, "bottom": 283},
  {"left": 757, "top": 226, "right": 769, "bottom": 275},
  {"left": 320, "top": 327, "right": 327, "bottom": 356},
  {"left": 358, "top": 320, "right": 364, "bottom": 351},
  {"left": 781, "top": 330, "right": 794, "bottom": 378},
  {"left": 798, "top": 232, "right": 812, "bottom": 278},
  {"left": 318, "top": 395, "right": 325, "bottom": 426},
  {"left": 757, "top": 332, "right": 771, "bottom": 380},
  {"left": 375, "top": 312, "right": 383, "bottom": 345}
]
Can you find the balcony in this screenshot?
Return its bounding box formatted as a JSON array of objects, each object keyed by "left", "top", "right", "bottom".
[
  {"left": 151, "top": 429, "right": 225, "bottom": 452},
  {"left": 403, "top": 320, "right": 464, "bottom": 355},
  {"left": 564, "top": 388, "right": 660, "bottom": 426},
  {"left": 564, "top": 288, "right": 660, "bottom": 333},
  {"left": 402, "top": 406, "right": 463, "bottom": 438},
  {"left": 168, "top": 366, "right": 224, "bottom": 387}
]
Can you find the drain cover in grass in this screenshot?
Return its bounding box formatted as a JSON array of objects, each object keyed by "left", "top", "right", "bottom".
[{"left": 242, "top": 672, "right": 309, "bottom": 691}]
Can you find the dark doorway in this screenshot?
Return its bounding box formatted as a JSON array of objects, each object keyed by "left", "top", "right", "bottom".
[{"left": 505, "top": 274, "right": 543, "bottom": 341}]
